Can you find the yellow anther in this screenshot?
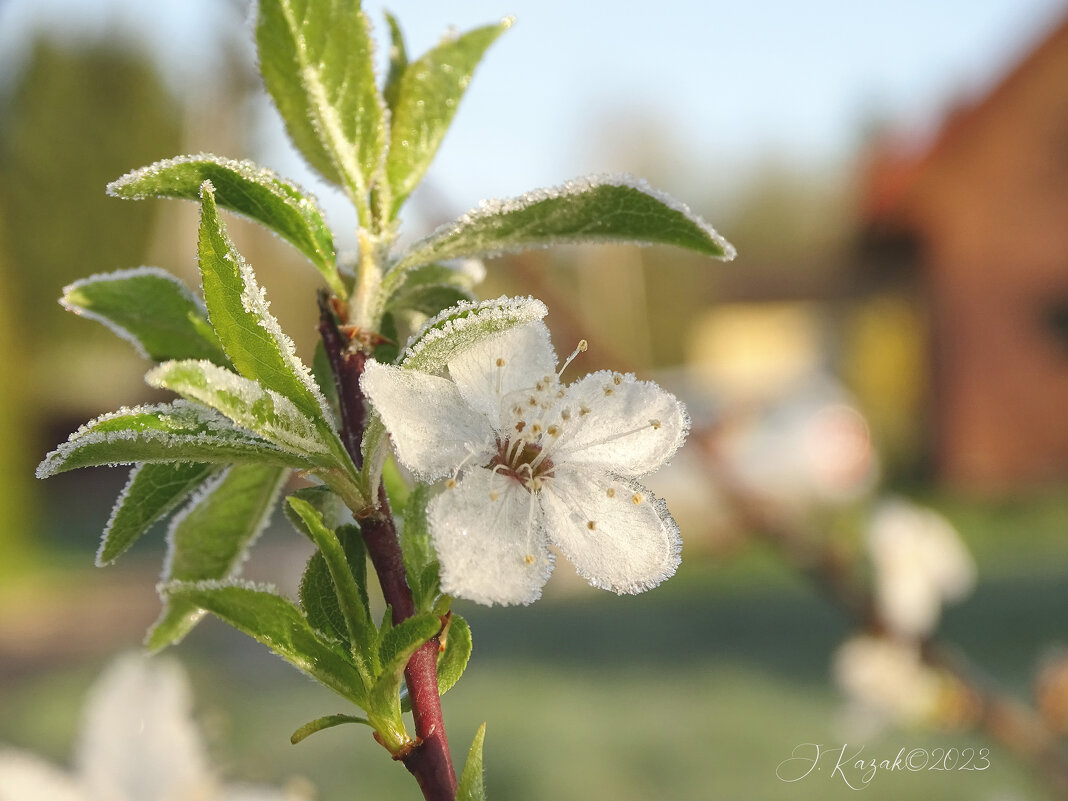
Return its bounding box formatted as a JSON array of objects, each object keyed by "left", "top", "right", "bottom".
[
  {"left": 524, "top": 554, "right": 536, "bottom": 565},
  {"left": 531, "top": 423, "right": 543, "bottom": 434},
  {"left": 613, "top": 373, "right": 623, "bottom": 386},
  {"left": 547, "top": 425, "right": 560, "bottom": 437},
  {"left": 606, "top": 488, "right": 616, "bottom": 498},
  {"left": 580, "top": 405, "right": 590, "bottom": 416},
  {"left": 603, "top": 386, "right": 614, "bottom": 396},
  {"left": 496, "top": 357, "right": 506, "bottom": 367},
  {"left": 561, "top": 409, "right": 572, "bottom": 421},
  {"left": 650, "top": 419, "right": 662, "bottom": 430},
  {"left": 528, "top": 396, "right": 538, "bottom": 406},
  {"left": 489, "top": 491, "right": 499, "bottom": 501},
  {"left": 632, "top": 493, "right": 643, "bottom": 505},
  {"left": 577, "top": 339, "right": 588, "bottom": 352},
  {"left": 446, "top": 478, "right": 457, "bottom": 490},
  {"left": 515, "top": 421, "right": 526, "bottom": 432},
  {"left": 587, "top": 520, "right": 597, "bottom": 531}
]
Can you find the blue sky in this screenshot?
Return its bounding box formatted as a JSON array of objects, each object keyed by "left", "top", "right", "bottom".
[{"left": 2, "top": 0, "right": 1065, "bottom": 225}]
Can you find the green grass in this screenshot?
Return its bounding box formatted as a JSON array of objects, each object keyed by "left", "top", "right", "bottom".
[{"left": 1, "top": 554, "right": 1063, "bottom": 800}]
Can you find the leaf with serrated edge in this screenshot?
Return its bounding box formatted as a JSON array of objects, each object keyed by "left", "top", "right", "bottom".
[
  {"left": 36, "top": 401, "right": 313, "bottom": 478},
  {"left": 300, "top": 551, "right": 350, "bottom": 645},
  {"left": 381, "top": 11, "right": 408, "bottom": 112},
  {"left": 61, "top": 267, "right": 229, "bottom": 365},
  {"left": 164, "top": 580, "right": 367, "bottom": 705},
  {"left": 385, "top": 20, "right": 510, "bottom": 217},
  {"left": 256, "top": 0, "right": 385, "bottom": 212},
  {"left": 457, "top": 723, "right": 487, "bottom": 801},
  {"left": 196, "top": 183, "right": 352, "bottom": 474},
  {"left": 400, "top": 295, "right": 547, "bottom": 374},
  {"left": 147, "top": 464, "right": 289, "bottom": 651},
  {"left": 291, "top": 714, "right": 370, "bottom": 744},
  {"left": 288, "top": 496, "right": 375, "bottom": 681},
  {"left": 436, "top": 613, "right": 471, "bottom": 697},
  {"left": 394, "top": 175, "right": 736, "bottom": 272},
  {"left": 108, "top": 156, "right": 343, "bottom": 297},
  {"left": 147, "top": 359, "right": 336, "bottom": 465},
  {"left": 400, "top": 484, "right": 435, "bottom": 609},
  {"left": 98, "top": 462, "right": 220, "bottom": 566}
]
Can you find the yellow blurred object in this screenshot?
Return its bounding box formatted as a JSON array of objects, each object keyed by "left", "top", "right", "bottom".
[
  {"left": 842, "top": 294, "right": 926, "bottom": 472},
  {"left": 687, "top": 301, "right": 823, "bottom": 401}
]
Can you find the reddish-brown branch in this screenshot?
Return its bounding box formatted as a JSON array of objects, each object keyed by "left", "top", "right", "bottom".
[
  {"left": 700, "top": 431, "right": 1068, "bottom": 800},
  {"left": 318, "top": 298, "right": 457, "bottom": 801}
]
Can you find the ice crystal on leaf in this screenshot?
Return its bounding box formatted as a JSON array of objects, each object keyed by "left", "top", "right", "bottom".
[{"left": 361, "top": 312, "right": 688, "bottom": 605}]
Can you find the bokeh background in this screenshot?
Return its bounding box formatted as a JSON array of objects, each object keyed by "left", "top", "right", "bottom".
[{"left": 1, "top": 1, "right": 1067, "bottom": 799}]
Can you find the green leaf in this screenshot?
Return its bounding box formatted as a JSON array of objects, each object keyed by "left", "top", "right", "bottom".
[
  {"left": 287, "top": 496, "right": 375, "bottom": 679},
  {"left": 394, "top": 176, "right": 737, "bottom": 271},
  {"left": 108, "top": 156, "right": 343, "bottom": 298},
  {"left": 36, "top": 401, "right": 314, "bottom": 478},
  {"left": 299, "top": 551, "right": 350, "bottom": 644},
  {"left": 400, "top": 296, "right": 548, "bottom": 374},
  {"left": 290, "top": 713, "right": 370, "bottom": 744},
  {"left": 196, "top": 183, "right": 353, "bottom": 475},
  {"left": 400, "top": 484, "right": 435, "bottom": 609},
  {"left": 312, "top": 340, "right": 340, "bottom": 415},
  {"left": 61, "top": 267, "right": 229, "bottom": 365},
  {"left": 256, "top": 0, "right": 385, "bottom": 217},
  {"left": 457, "top": 723, "right": 487, "bottom": 801},
  {"left": 147, "top": 360, "right": 339, "bottom": 467},
  {"left": 376, "top": 613, "right": 440, "bottom": 680},
  {"left": 372, "top": 311, "right": 401, "bottom": 365},
  {"left": 357, "top": 412, "right": 389, "bottom": 503},
  {"left": 436, "top": 613, "right": 472, "bottom": 697},
  {"left": 146, "top": 464, "right": 289, "bottom": 651},
  {"left": 381, "top": 11, "right": 408, "bottom": 113},
  {"left": 164, "top": 581, "right": 367, "bottom": 705},
  {"left": 385, "top": 20, "right": 511, "bottom": 217},
  {"left": 98, "top": 462, "right": 219, "bottom": 565}
]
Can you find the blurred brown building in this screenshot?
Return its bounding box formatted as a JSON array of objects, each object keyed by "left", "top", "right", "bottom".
[{"left": 860, "top": 14, "right": 1068, "bottom": 492}]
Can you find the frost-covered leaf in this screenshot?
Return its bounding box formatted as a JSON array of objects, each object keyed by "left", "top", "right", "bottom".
[
  {"left": 146, "top": 360, "right": 337, "bottom": 465},
  {"left": 256, "top": 0, "right": 385, "bottom": 210},
  {"left": 288, "top": 496, "right": 374, "bottom": 678},
  {"left": 400, "top": 484, "right": 436, "bottom": 609},
  {"left": 385, "top": 20, "right": 510, "bottom": 217},
  {"left": 400, "top": 295, "right": 548, "bottom": 374},
  {"left": 196, "top": 183, "right": 351, "bottom": 472},
  {"left": 299, "top": 550, "right": 349, "bottom": 645},
  {"left": 395, "top": 175, "right": 736, "bottom": 271},
  {"left": 457, "top": 723, "right": 487, "bottom": 801},
  {"left": 367, "top": 613, "right": 440, "bottom": 722},
  {"left": 108, "top": 156, "right": 343, "bottom": 297},
  {"left": 61, "top": 268, "right": 229, "bottom": 365},
  {"left": 357, "top": 412, "right": 389, "bottom": 503},
  {"left": 381, "top": 11, "right": 407, "bottom": 112},
  {"left": 436, "top": 613, "right": 471, "bottom": 697},
  {"left": 36, "top": 401, "right": 313, "bottom": 478},
  {"left": 290, "top": 713, "right": 370, "bottom": 744},
  {"left": 163, "top": 581, "right": 367, "bottom": 705},
  {"left": 146, "top": 464, "right": 289, "bottom": 651},
  {"left": 98, "top": 462, "right": 219, "bottom": 566},
  {"left": 376, "top": 613, "right": 440, "bottom": 680}
]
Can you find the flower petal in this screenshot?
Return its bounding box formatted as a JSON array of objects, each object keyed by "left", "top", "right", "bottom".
[
  {"left": 447, "top": 322, "right": 557, "bottom": 423},
  {"left": 541, "top": 469, "right": 681, "bottom": 594},
  {"left": 428, "top": 467, "right": 553, "bottom": 605},
  {"left": 551, "top": 371, "right": 688, "bottom": 478},
  {"left": 76, "top": 654, "right": 215, "bottom": 801},
  {"left": 361, "top": 361, "right": 494, "bottom": 480},
  {"left": 0, "top": 751, "right": 87, "bottom": 801}
]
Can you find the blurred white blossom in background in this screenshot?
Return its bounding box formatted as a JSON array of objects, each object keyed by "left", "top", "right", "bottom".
[
  {"left": 0, "top": 654, "right": 309, "bottom": 801},
  {"left": 868, "top": 497, "right": 977, "bottom": 639}
]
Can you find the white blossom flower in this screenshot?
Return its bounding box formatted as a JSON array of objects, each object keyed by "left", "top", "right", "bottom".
[
  {"left": 867, "top": 498, "right": 976, "bottom": 638},
  {"left": 833, "top": 635, "right": 943, "bottom": 729},
  {"left": 361, "top": 318, "right": 688, "bottom": 605},
  {"left": 0, "top": 654, "right": 306, "bottom": 801}
]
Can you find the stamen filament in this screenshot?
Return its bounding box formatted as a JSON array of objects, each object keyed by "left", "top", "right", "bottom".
[{"left": 557, "top": 339, "right": 588, "bottom": 378}]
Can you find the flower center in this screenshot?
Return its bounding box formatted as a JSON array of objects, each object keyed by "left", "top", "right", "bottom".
[{"left": 488, "top": 436, "right": 555, "bottom": 491}]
